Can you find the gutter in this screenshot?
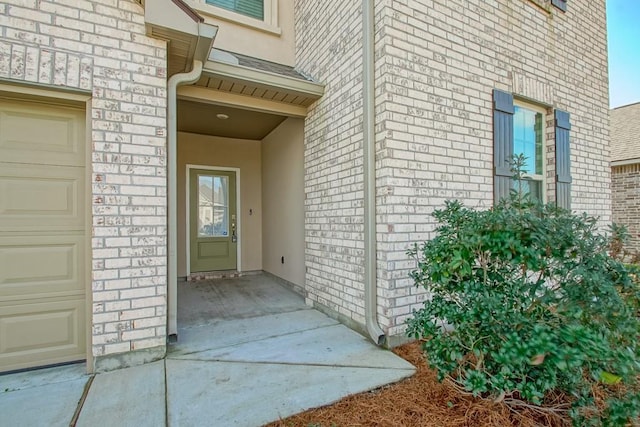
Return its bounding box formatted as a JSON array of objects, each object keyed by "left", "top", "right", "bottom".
[
  {"left": 362, "top": 0, "right": 386, "bottom": 346},
  {"left": 167, "top": 59, "right": 204, "bottom": 340}
]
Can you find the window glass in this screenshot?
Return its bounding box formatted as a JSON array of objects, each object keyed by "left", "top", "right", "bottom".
[
  {"left": 205, "top": 0, "right": 264, "bottom": 20},
  {"left": 513, "top": 106, "right": 543, "bottom": 175},
  {"left": 513, "top": 105, "right": 544, "bottom": 201}
]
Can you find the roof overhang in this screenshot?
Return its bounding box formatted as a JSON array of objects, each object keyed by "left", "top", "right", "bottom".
[
  {"left": 611, "top": 158, "right": 640, "bottom": 167},
  {"left": 143, "top": 1, "right": 324, "bottom": 116},
  {"left": 143, "top": 0, "right": 218, "bottom": 75},
  {"left": 184, "top": 61, "right": 324, "bottom": 117},
  {"left": 204, "top": 60, "right": 324, "bottom": 101}
]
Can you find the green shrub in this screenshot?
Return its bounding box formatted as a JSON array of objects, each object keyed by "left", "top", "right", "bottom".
[{"left": 406, "top": 168, "right": 640, "bottom": 425}]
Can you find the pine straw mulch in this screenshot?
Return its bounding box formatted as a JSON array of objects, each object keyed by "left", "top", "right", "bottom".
[{"left": 265, "top": 341, "right": 570, "bottom": 427}]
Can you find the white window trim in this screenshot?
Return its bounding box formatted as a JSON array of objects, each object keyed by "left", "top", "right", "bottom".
[
  {"left": 514, "top": 99, "right": 547, "bottom": 202},
  {"left": 188, "top": 0, "right": 281, "bottom": 36}
]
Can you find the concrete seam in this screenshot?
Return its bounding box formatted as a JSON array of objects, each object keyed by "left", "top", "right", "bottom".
[
  {"left": 164, "top": 358, "right": 169, "bottom": 427},
  {"left": 68, "top": 374, "right": 95, "bottom": 427},
  {"left": 166, "top": 323, "right": 341, "bottom": 359},
  {"left": 166, "top": 358, "right": 416, "bottom": 372},
  {"left": 176, "top": 308, "right": 320, "bottom": 332}
]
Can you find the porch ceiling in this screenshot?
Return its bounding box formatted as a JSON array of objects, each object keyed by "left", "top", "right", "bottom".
[{"left": 177, "top": 99, "right": 287, "bottom": 140}]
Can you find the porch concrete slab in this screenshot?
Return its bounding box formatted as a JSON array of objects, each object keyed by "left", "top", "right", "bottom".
[
  {"left": 170, "top": 308, "right": 339, "bottom": 357},
  {"left": 175, "top": 323, "right": 415, "bottom": 370},
  {"left": 166, "top": 358, "right": 415, "bottom": 427},
  {"left": 0, "top": 376, "right": 87, "bottom": 427},
  {"left": 76, "top": 361, "right": 165, "bottom": 427},
  {"left": 178, "top": 275, "right": 307, "bottom": 324}
]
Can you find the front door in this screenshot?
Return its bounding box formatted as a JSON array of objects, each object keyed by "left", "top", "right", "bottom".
[{"left": 189, "top": 169, "right": 238, "bottom": 272}]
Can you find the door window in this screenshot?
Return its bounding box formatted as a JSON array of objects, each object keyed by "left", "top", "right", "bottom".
[{"left": 198, "top": 174, "right": 229, "bottom": 237}]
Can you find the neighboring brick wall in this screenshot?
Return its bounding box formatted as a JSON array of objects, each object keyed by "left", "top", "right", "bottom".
[
  {"left": 0, "top": 0, "right": 168, "bottom": 362},
  {"left": 297, "top": 0, "right": 611, "bottom": 337},
  {"left": 612, "top": 164, "right": 640, "bottom": 252}
]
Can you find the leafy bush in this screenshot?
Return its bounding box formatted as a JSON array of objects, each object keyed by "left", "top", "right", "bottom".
[{"left": 406, "top": 165, "right": 640, "bottom": 426}]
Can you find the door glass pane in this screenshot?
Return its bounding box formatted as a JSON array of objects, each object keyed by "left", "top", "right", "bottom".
[{"left": 198, "top": 174, "right": 229, "bottom": 237}]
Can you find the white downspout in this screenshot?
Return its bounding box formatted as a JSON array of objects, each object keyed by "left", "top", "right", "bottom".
[
  {"left": 363, "top": 0, "right": 386, "bottom": 346},
  {"left": 167, "top": 60, "right": 204, "bottom": 340}
]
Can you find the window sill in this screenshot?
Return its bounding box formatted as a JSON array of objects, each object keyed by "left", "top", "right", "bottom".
[
  {"left": 188, "top": 1, "right": 282, "bottom": 36},
  {"left": 526, "top": 0, "right": 551, "bottom": 14}
]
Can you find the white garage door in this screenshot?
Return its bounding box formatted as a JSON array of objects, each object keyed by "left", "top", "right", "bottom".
[{"left": 0, "top": 96, "right": 87, "bottom": 372}]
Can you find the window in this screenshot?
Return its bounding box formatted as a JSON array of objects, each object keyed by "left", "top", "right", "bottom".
[
  {"left": 493, "top": 89, "right": 572, "bottom": 209},
  {"left": 194, "top": 0, "right": 280, "bottom": 35},
  {"left": 205, "top": 0, "right": 263, "bottom": 20},
  {"left": 513, "top": 104, "right": 545, "bottom": 201},
  {"left": 551, "top": 0, "right": 567, "bottom": 12}
]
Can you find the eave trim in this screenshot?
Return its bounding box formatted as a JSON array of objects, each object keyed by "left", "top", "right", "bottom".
[
  {"left": 612, "top": 158, "right": 640, "bottom": 167},
  {"left": 203, "top": 60, "right": 325, "bottom": 100}
]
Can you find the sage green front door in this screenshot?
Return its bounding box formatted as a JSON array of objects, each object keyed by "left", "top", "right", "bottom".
[{"left": 190, "top": 169, "right": 238, "bottom": 272}]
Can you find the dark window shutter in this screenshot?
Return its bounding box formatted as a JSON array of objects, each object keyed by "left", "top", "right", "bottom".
[
  {"left": 555, "top": 109, "right": 571, "bottom": 209},
  {"left": 493, "top": 89, "right": 515, "bottom": 205},
  {"left": 551, "top": 0, "right": 567, "bottom": 12}
]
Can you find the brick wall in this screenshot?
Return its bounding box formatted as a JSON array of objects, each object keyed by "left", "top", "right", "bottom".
[
  {"left": 612, "top": 164, "right": 640, "bottom": 252},
  {"left": 295, "top": 0, "right": 368, "bottom": 325},
  {"left": 0, "top": 0, "right": 168, "bottom": 364},
  {"left": 297, "top": 0, "right": 611, "bottom": 337}
]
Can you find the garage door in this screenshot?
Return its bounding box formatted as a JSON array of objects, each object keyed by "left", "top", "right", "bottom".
[{"left": 0, "top": 96, "right": 87, "bottom": 372}]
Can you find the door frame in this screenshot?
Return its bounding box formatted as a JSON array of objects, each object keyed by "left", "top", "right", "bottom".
[{"left": 185, "top": 164, "right": 242, "bottom": 275}]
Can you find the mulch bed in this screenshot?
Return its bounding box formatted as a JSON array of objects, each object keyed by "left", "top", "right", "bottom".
[{"left": 265, "top": 341, "right": 569, "bottom": 427}]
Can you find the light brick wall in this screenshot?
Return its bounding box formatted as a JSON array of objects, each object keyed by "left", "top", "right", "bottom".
[
  {"left": 295, "top": 0, "right": 368, "bottom": 325},
  {"left": 297, "top": 0, "right": 611, "bottom": 337},
  {"left": 0, "top": 0, "right": 168, "bottom": 362},
  {"left": 612, "top": 164, "right": 640, "bottom": 252}
]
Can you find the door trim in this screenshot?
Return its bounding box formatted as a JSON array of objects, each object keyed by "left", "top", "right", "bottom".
[{"left": 185, "top": 164, "right": 242, "bottom": 275}]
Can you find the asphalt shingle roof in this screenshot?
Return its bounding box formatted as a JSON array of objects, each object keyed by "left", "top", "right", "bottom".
[
  {"left": 216, "top": 49, "right": 312, "bottom": 82},
  {"left": 611, "top": 102, "right": 640, "bottom": 162}
]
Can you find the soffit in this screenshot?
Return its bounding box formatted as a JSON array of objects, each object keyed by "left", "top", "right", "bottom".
[
  {"left": 611, "top": 102, "right": 640, "bottom": 163},
  {"left": 177, "top": 99, "right": 287, "bottom": 139}
]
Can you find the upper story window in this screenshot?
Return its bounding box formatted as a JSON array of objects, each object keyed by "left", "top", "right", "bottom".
[
  {"left": 205, "top": 0, "right": 264, "bottom": 20},
  {"left": 513, "top": 103, "right": 545, "bottom": 201},
  {"left": 193, "top": 0, "right": 280, "bottom": 35}
]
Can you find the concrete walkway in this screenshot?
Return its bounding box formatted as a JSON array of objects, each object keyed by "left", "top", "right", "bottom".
[{"left": 1, "top": 276, "right": 415, "bottom": 426}]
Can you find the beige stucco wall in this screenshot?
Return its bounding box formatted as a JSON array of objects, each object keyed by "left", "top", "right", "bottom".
[
  {"left": 183, "top": 0, "right": 295, "bottom": 66},
  {"left": 177, "top": 132, "right": 263, "bottom": 275},
  {"left": 261, "top": 118, "right": 305, "bottom": 286}
]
